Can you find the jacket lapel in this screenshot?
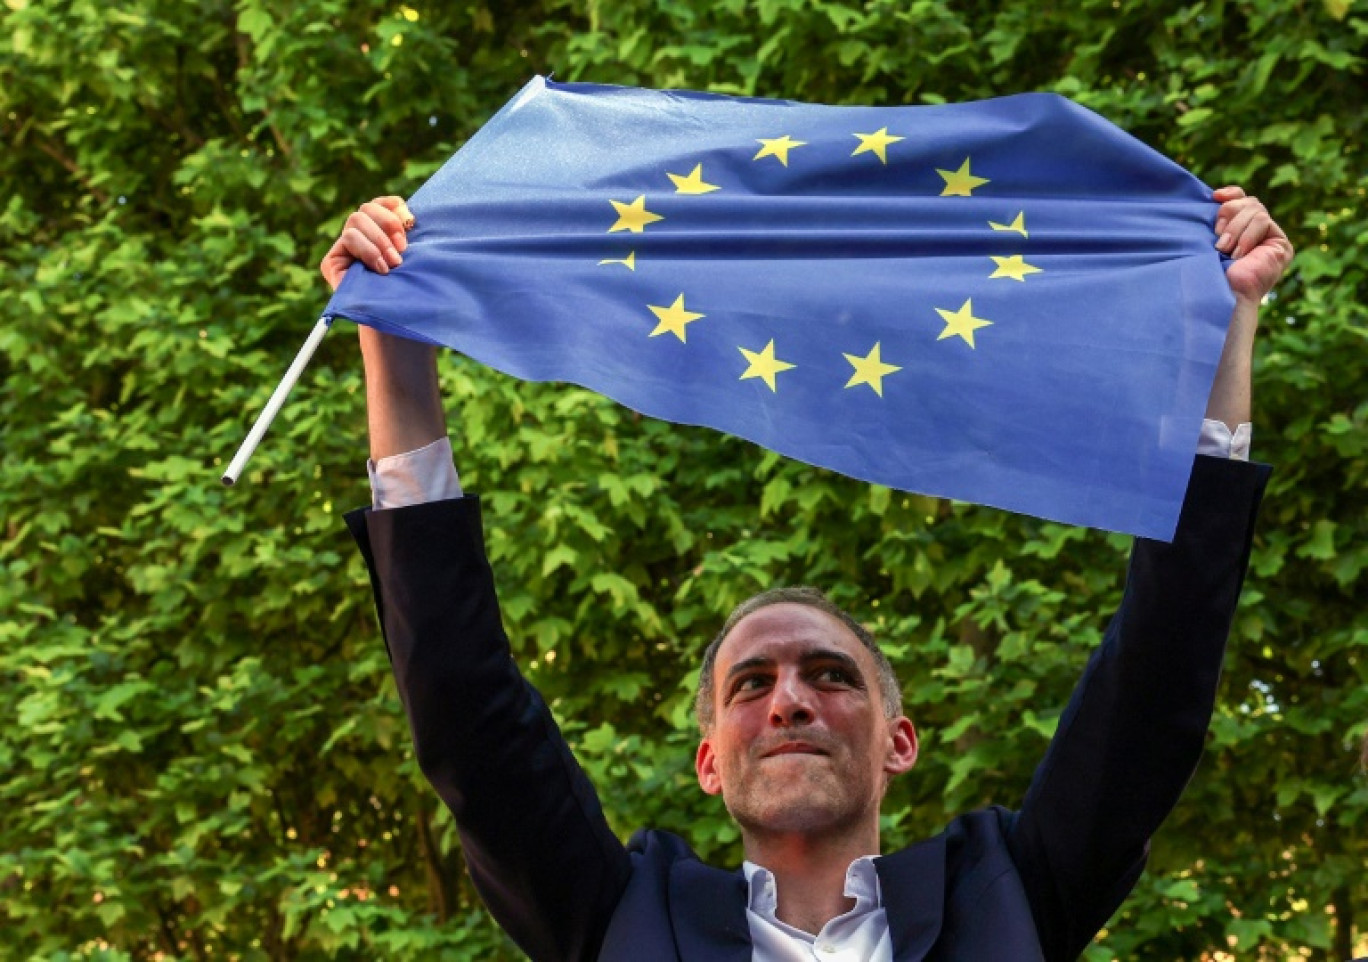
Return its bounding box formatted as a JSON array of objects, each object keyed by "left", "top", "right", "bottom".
[
  {"left": 669, "top": 858, "right": 752, "bottom": 962},
  {"left": 876, "top": 834, "right": 947, "bottom": 961}
]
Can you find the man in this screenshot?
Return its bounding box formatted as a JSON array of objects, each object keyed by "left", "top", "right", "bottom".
[{"left": 324, "top": 187, "right": 1292, "bottom": 961}]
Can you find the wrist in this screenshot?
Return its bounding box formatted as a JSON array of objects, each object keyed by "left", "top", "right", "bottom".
[
  {"left": 359, "top": 324, "right": 436, "bottom": 360},
  {"left": 359, "top": 326, "right": 446, "bottom": 461},
  {"left": 359, "top": 327, "right": 439, "bottom": 394}
]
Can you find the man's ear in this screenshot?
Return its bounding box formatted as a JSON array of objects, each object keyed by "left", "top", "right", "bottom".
[
  {"left": 884, "top": 716, "right": 918, "bottom": 776},
  {"left": 696, "top": 738, "right": 723, "bottom": 795}
]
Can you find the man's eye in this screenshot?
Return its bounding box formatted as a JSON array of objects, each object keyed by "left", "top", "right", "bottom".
[
  {"left": 735, "top": 675, "right": 770, "bottom": 693},
  {"left": 815, "top": 667, "right": 854, "bottom": 685}
]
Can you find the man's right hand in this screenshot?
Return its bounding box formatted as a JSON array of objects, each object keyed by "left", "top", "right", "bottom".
[
  {"left": 320, "top": 195, "right": 415, "bottom": 291},
  {"left": 323, "top": 196, "right": 446, "bottom": 462}
]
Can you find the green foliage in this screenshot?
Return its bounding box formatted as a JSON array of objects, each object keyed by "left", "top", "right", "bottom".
[{"left": 2, "top": 0, "right": 1364, "bottom": 958}]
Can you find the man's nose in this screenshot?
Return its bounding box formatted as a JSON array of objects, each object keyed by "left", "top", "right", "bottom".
[{"left": 768, "top": 671, "right": 815, "bottom": 726}]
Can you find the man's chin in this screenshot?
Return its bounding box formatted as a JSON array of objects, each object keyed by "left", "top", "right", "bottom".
[
  {"left": 735, "top": 802, "right": 853, "bottom": 836},
  {"left": 727, "top": 783, "right": 855, "bottom": 836}
]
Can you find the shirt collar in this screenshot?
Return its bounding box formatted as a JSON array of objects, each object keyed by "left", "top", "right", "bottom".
[{"left": 742, "top": 856, "right": 884, "bottom": 917}]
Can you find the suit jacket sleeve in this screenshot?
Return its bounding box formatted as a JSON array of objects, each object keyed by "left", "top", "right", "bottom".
[
  {"left": 347, "top": 496, "right": 632, "bottom": 962},
  {"left": 1006, "top": 455, "right": 1271, "bottom": 961}
]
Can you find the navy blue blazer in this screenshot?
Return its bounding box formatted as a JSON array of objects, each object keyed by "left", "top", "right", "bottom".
[{"left": 348, "top": 455, "right": 1269, "bottom": 962}]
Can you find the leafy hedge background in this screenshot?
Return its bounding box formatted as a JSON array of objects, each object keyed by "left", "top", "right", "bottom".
[{"left": 2, "top": 0, "right": 1364, "bottom": 958}]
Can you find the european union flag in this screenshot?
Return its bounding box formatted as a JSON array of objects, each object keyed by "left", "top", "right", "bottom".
[{"left": 324, "top": 77, "right": 1234, "bottom": 540}]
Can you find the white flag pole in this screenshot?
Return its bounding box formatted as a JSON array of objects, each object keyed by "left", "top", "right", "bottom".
[{"left": 221, "top": 316, "right": 334, "bottom": 486}]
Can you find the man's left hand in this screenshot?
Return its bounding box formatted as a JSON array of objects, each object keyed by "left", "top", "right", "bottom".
[{"left": 1213, "top": 186, "right": 1295, "bottom": 306}]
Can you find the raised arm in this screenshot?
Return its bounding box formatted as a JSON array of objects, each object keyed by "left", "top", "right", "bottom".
[
  {"left": 1007, "top": 189, "right": 1292, "bottom": 961},
  {"left": 1204, "top": 186, "right": 1295, "bottom": 430},
  {"left": 328, "top": 199, "right": 633, "bottom": 960},
  {"left": 321, "top": 196, "right": 445, "bottom": 461}
]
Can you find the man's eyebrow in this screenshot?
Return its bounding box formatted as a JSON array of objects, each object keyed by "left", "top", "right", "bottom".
[
  {"left": 801, "top": 649, "right": 864, "bottom": 678},
  {"left": 724, "top": 656, "right": 775, "bottom": 683}
]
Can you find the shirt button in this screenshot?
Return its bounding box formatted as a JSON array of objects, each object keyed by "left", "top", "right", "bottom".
[{"left": 819, "top": 945, "right": 837, "bottom": 954}]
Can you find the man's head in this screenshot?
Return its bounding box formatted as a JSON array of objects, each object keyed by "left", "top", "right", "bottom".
[{"left": 693, "top": 587, "right": 918, "bottom": 841}]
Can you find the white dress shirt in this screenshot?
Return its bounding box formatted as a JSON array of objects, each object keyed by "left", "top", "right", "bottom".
[{"left": 364, "top": 420, "right": 1250, "bottom": 958}]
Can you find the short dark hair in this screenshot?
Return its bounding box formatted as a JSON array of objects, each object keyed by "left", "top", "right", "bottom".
[{"left": 694, "top": 586, "right": 903, "bottom": 733}]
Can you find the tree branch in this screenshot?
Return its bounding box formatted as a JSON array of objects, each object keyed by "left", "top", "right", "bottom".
[
  {"left": 30, "top": 134, "right": 110, "bottom": 206},
  {"left": 414, "top": 799, "right": 454, "bottom": 923}
]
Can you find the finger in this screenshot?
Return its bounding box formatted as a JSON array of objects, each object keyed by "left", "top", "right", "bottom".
[
  {"left": 1214, "top": 197, "right": 1264, "bottom": 252},
  {"left": 371, "top": 194, "right": 416, "bottom": 231},
  {"left": 1226, "top": 199, "right": 1282, "bottom": 259},
  {"left": 359, "top": 200, "right": 410, "bottom": 254},
  {"left": 339, "top": 218, "right": 396, "bottom": 274},
  {"left": 319, "top": 238, "right": 351, "bottom": 290},
  {"left": 345, "top": 209, "right": 405, "bottom": 270},
  {"left": 1220, "top": 201, "right": 1270, "bottom": 256},
  {"left": 1212, "top": 185, "right": 1246, "bottom": 203},
  {"left": 1214, "top": 193, "right": 1257, "bottom": 235},
  {"left": 1231, "top": 216, "right": 1272, "bottom": 259}
]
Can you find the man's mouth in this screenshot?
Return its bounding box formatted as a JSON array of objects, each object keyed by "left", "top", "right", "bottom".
[{"left": 761, "top": 741, "right": 828, "bottom": 758}]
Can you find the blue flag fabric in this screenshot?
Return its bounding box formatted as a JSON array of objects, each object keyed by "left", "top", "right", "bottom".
[{"left": 324, "top": 76, "right": 1234, "bottom": 540}]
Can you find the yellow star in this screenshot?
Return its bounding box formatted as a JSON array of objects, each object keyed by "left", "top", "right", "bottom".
[
  {"left": 738, "top": 339, "right": 796, "bottom": 391},
  {"left": 989, "top": 211, "right": 1028, "bottom": 237},
  {"left": 667, "top": 163, "right": 720, "bottom": 195},
  {"left": 753, "top": 135, "right": 808, "bottom": 167},
  {"left": 989, "top": 255, "right": 1042, "bottom": 282},
  {"left": 851, "top": 128, "right": 905, "bottom": 165},
  {"left": 608, "top": 195, "right": 664, "bottom": 233},
  {"left": 597, "top": 252, "right": 636, "bottom": 270},
  {"left": 843, "top": 342, "right": 902, "bottom": 397},
  {"left": 647, "top": 294, "right": 705, "bottom": 342},
  {"left": 936, "top": 158, "right": 990, "bottom": 197},
  {"left": 935, "top": 299, "right": 993, "bottom": 348}
]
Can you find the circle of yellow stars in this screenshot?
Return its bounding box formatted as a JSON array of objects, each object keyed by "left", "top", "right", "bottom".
[{"left": 594, "top": 128, "right": 1041, "bottom": 396}]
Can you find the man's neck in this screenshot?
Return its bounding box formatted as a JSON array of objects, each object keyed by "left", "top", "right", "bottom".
[{"left": 744, "top": 829, "right": 879, "bottom": 935}]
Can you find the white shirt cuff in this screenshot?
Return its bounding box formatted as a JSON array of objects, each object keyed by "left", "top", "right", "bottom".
[
  {"left": 367, "top": 436, "right": 463, "bottom": 510},
  {"left": 1197, "top": 419, "right": 1252, "bottom": 461}
]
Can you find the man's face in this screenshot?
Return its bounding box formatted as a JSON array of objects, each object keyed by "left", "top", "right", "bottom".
[{"left": 695, "top": 603, "right": 917, "bottom": 839}]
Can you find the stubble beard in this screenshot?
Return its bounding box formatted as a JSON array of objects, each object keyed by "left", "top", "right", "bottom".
[{"left": 723, "top": 753, "right": 874, "bottom": 838}]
